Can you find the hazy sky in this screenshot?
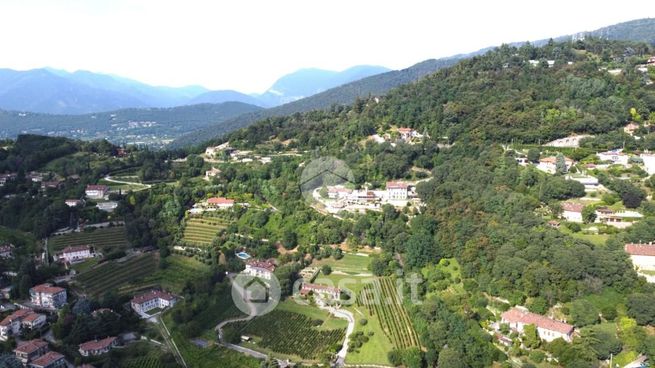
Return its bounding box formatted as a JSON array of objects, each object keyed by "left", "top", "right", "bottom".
[{"left": 0, "top": 0, "right": 653, "bottom": 93}]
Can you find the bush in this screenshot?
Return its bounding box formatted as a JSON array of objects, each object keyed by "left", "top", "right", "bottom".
[
  {"left": 529, "top": 351, "right": 545, "bottom": 363},
  {"left": 359, "top": 318, "right": 368, "bottom": 326}
]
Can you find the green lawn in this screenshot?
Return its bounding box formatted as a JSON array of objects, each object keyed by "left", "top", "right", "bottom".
[
  {"left": 346, "top": 303, "right": 395, "bottom": 365},
  {"left": 311, "top": 253, "right": 371, "bottom": 275}
]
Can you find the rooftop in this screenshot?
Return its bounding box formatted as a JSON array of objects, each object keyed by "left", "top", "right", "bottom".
[
  {"left": 206, "top": 197, "right": 234, "bottom": 205},
  {"left": 30, "top": 284, "right": 65, "bottom": 295},
  {"left": 625, "top": 243, "right": 655, "bottom": 257},
  {"left": 30, "top": 351, "right": 64, "bottom": 367},
  {"left": 14, "top": 339, "right": 47, "bottom": 354},
  {"left": 246, "top": 259, "right": 276, "bottom": 272},
  {"left": 79, "top": 336, "right": 117, "bottom": 352},
  {"left": 131, "top": 290, "right": 176, "bottom": 305},
  {"left": 502, "top": 307, "right": 574, "bottom": 335}
]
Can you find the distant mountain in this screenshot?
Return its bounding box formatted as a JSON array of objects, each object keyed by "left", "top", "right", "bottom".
[
  {"left": 0, "top": 68, "right": 209, "bottom": 114},
  {"left": 188, "top": 90, "right": 266, "bottom": 107},
  {"left": 0, "top": 101, "right": 262, "bottom": 148},
  {"left": 256, "top": 65, "right": 390, "bottom": 106},
  {"left": 170, "top": 18, "right": 655, "bottom": 148}
]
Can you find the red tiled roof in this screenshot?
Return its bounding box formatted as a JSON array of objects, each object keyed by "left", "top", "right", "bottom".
[
  {"left": 0, "top": 308, "right": 34, "bottom": 326},
  {"left": 625, "top": 243, "right": 655, "bottom": 256},
  {"left": 207, "top": 197, "right": 234, "bottom": 205},
  {"left": 502, "top": 307, "right": 574, "bottom": 335},
  {"left": 386, "top": 181, "right": 408, "bottom": 189},
  {"left": 561, "top": 202, "right": 584, "bottom": 213},
  {"left": 79, "top": 336, "right": 117, "bottom": 352},
  {"left": 86, "top": 185, "right": 109, "bottom": 191},
  {"left": 23, "top": 313, "right": 43, "bottom": 323},
  {"left": 397, "top": 128, "right": 413, "bottom": 133},
  {"left": 30, "top": 351, "right": 64, "bottom": 367},
  {"left": 131, "top": 290, "right": 176, "bottom": 305},
  {"left": 246, "top": 259, "right": 276, "bottom": 272},
  {"left": 30, "top": 284, "right": 65, "bottom": 295},
  {"left": 14, "top": 339, "right": 48, "bottom": 354}
]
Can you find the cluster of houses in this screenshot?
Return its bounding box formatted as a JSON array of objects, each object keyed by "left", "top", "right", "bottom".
[
  {"left": 204, "top": 143, "right": 272, "bottom": 164},
  {"left": 0, "top": 171, "right": 67, "bottom": 191},
  {"left": 560, "top": 201, "right": 643, "bottom": 228},
  {"left": 320, "top": 181, "right": 418, "bottom": 213},
  {"left": 368, "top": 127, "right": 425, "bottom": 146},
  {"left": 13, "top": 339, "right": 66, "bottom": 367},
  {"left": 0, "top": 308, "right": 46, "bottom": 341}
]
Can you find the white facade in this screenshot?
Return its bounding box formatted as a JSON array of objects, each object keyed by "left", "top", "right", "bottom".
[
  {"left": 54, "top": 246, "right": 92, "bottom": 263},
  {"left": 244, "top": 264, "right": 274, "bottom": 280},
  {"left": 85, "top": 185, "right": 109, "bottom": 199},
  {"left": 562, "top": 210, "right": 583, "bottom": 223},
  {"left": 30, "top": 284, "right": 67, "bottom": 309},
  {"left": 597, "top": 150, "right": 630, "bottom": 166},
  {"left": 386, "top": 182, "right": 409, "bottom": 200},
  {"left": 641, "top": 154, "right": 655, "bottom": 175},
  {"left": 131, "top": 291, "right": 177, "bottom": 315}
]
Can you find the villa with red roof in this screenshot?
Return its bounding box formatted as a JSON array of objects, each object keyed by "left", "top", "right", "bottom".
[
  {"left": 130, "top": 290, "right": 177, "bottom": 316},
  {"left": 79, "top": 336, "right": 118, "bottom": 356},
  {"left": 85, "top": 185, "right": 109, "bottom": 199},
  {"left": 29, "top": 351, "right": 66, "bottom": 368},
  {"left": 206, "top": 197, "right": 235, "bottom": 209},
  {"left": 54, "top": 245, "right": 93, "bottom": 264},
  {"left": 625, "top": 242, "right": 655, "bottom": 271},
  {"left": 397, "top": 127, "right": 420, "bottom": 141},
  {"left": 244, "top": 259, "right": 276, "bottom": 280},
  {"left": 13, "top": 339, "right": 49, "bottom": 364},
  {"left": 0, "top": 308, "right": 46, "bottom": 341},
  {"left": 501, "top": 307, "right": 574, "bottom": 342},
  {"left": 561, "top": 202, "right": 584, "bottom": 223},
  {"left": 300, "top": 283, "right": 341, "bottom": 300},
  {"left": 30, "top": 284, "right": 67, "bottom": 309},
  {"left": 386, "top": 181, "right": 409, "bottom": 200}
]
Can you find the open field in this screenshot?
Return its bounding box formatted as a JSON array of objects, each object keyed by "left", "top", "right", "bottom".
[
  {"left": 149, "top": 255, "right": 212, "bottom": 293},
  {"left": 74, "top": 253, "right": 158, "bottom": 297},
  {"left": 49, "top": 226, "right": 129, "bottom": 253},
  {"left": 182, "top": 217, "right": 228, "bottom": 247},
  {"left": 311, "top": 253, "right": 370, "bottom": 275}
]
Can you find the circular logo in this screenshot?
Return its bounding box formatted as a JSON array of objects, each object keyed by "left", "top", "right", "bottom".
[
  {"left": 231, "top": 272, "right": 281, "bottom": 316},
  {"left": 299, "top": 156, "right": 355, "bottom": 205}
]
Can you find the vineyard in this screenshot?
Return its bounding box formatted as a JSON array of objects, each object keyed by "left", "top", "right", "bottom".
[
  {"left": 49, "top": 226, "right": 129, "bottom": 253},
  {"left": 120, "top": 353, "right": 163, "bottom": 368},
  {"left": 74, "top": 253, "right": 157, "bottom": 297},
  {"left": 357, "top": 277, "right": 421, "bottom": 350},
  {"left": 181, "top": 217, "right": 229, "bottom": 247},
  {"left": 225, "top": 310, "right": 345, "bottom": 359}
]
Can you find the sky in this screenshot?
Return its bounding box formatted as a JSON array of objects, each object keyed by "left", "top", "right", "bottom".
[{"left": 0, "top": 0, "right": 653, "bottom": 93}]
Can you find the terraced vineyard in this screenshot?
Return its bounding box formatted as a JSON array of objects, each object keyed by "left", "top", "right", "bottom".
[
  {"left": 74, "top": 253, "right": 157, "bottom": 297},
  {"left": 182, "top": 217, "right": 229, "bottom": 247},
  {"left": 49, "top": 226, "right": 129, "bottom": 253},
  {"left": 357, "top": 277, "right": 420, "bottom": 350},
  {"left": 121, "top": 354, "right": 163, "bottom": 368},
  {"left": 225, "top": 310, "right": 345, "bottom": 359}
]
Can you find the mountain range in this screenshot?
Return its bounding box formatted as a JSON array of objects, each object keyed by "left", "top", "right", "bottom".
[
  {"left": 0, "top": 18, "right": 654, "bottom": 148},
  {"left": 0, "top": 65, "right": 389, "bottom": 114}
]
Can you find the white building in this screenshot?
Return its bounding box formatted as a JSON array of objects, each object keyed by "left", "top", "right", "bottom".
[
  {"left": 501, "top": 307, "right": 574, "bottom": 343},
  {"left": 0, "top": 308, "right": 46, "bottom": 341},
  {"left": 130, "top": 290, "right": 177, "bottom": 315},
  {"left": 625, "top": 243, "right": 655, "bottom": 271},
  {"left": 206, "top": 197, "right": 235, "bottom": 209},
  {"left": 85, "top": 185, "right": 109, "bottom": 199},
  {"left": 327, "top": 186, "right": 352, "bottom": 199},
  {"left": 386, "top": 181, "right": 409, "bottom": 200},
  {"left": 204, "top": 167, "right": 221, "bottom": 181},
  {"left": 561, "top": 202, "right": 584, "bottom": 223},
  {"left": 64, "top": 199, "right": 84, "bottom": 208},
  {"left": 640, "top": 153, "right": 655, "bottom": 175},
  {"left": 536, "top": 156, "right": 573, "bottom": 174},
  {"left": 597, "top": 149, "right": 630, "bottom": 166},
  {"left": 54, "top": 245, "right": 93, "bottom": 264},
  {"left": 79, "top": 336, "right": 118, "bottom": 356},
  {"left": 300, "top": 283, "right": 341, "bottom": 300},
  {"left": 244, "top": 259, "right": 276, "bottom": 280},
  {"left": 566, "top": 175, "right": 599, "bottom": 191},
  {"left": 30, "top": 284, "right": 67, "bottom": 309},
  {"left": 96, "top": 201, "right": 118, "bottom": 212}
]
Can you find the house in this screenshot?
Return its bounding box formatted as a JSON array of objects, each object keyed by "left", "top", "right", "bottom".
[
  {"left": 96, "top": 201, "right": 118, "bottom": 212},
  {"left": 547, "top": 220, "right": 560, "bottom": 228},
  {"left": 300, "top": 283, "right": 341, "bottom": 300},
  {"left": 624, "top": 122, "right": 641, "bottom": 136},
  {"left": 561, "top": 202, "right": 584, "bottom": 223},
  {"left": 566, "top": 175, "right": 599, "bottom": 191},
  {"left": 30, "top": 284, "right": 67, "bottom": 309},
  {"left": 53, "top": 245, "right": 93, "bottom": 264},
  {"left": 597, "top": 210, "right": 642, "bottom": 229},
  {"left": 130, "top": 290, "right": 177, "bottom": 315},
  {"left": 536, "top": 156, "right": 573, "bottom": 174},
  {"left": 40, "top": 180, "right": 62, "bottom": 191},
  {"left": 206, "top": 197, "right": 234, "bottom": 209},
  {"left": 327, "top": 186, "right": 352, "bottom": 199},
  {"left": 85, "top": 185, "right": 109, "bottom": 199},
  {"left": 0, "top": 308, "right": 46, "bottom": 341},
  {"left": 204, "top": 167, "right": 221, "bottom": 181},
  {"left": 597, "top": 149, "right": 630, "bottom": 166},
  {"left": 26, "top": 172, "right": 44, "bottom": 183},
  {"left": 349, "top": 189, "right": 377, "bottom": 204},
  {"left": 625, "top": 242, "right": 655, "bottom": 271},
  {"left": 501, "top": 307, "right": 574, "bottom": 343},
  {"left": 0, "top": 173, "right": 17, "bottom": 186},
  {"left": 29, "top": 351, "right": 66, "bottom": 368},
  {"left": 386, "top": 182, "right": 409, "bottom": 200},
  {"left": 544, "top": 134, "right": 592, "bottom": 148},
  {"left": 205, "top": 142, "right": 230, "bottom": 157},
  {"left": 13, "top": 339, "right": 48, "bottom": 364},
  {"left": 64, "top": 199, "right": 84, "bottom": 208},
  {"left": 244, "top": 259, "right": 276, "bottom": 280},
  {"left": 78, "top": 336, "right": 118, "bottom": 356},
  {"left": 0, "top": 244, "right": 13, "bottom": 259},
  {"left": 397, "top": 128, "right": 420, "bottom": 141}
]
